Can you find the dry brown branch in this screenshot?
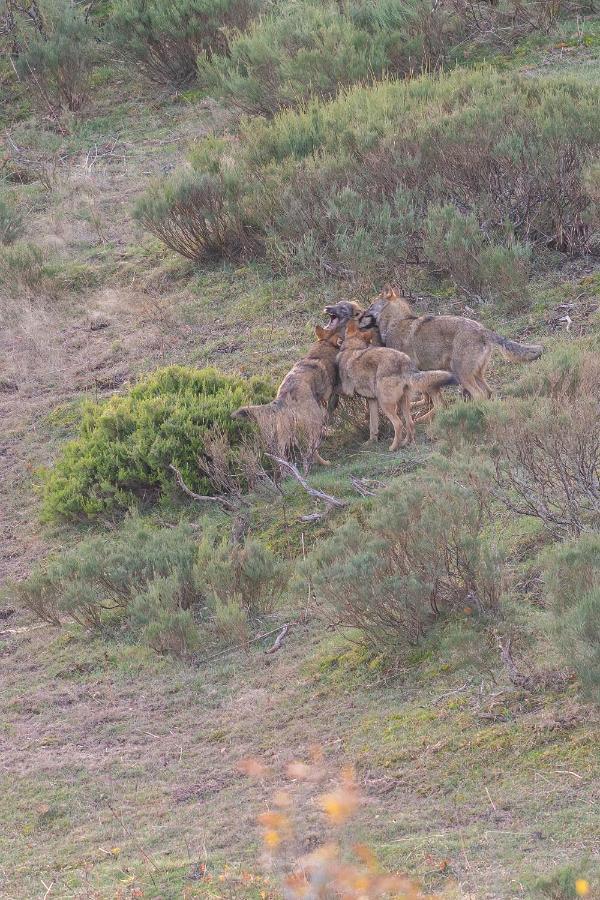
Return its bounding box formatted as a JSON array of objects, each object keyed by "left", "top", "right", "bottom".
[
  {"left": 264, "top": 622, "right": 290, "bottom": 654},
  {"left": 266, "top": 455, "right": 347, "bottom": 510},
  {"left": 497, "top": 636, "right": 532, "bottom": 689},
  {"left": 350, "top": 475, "right": 385, "bottom": 497},
  {"left": 169, "top": 463, "right": 242, "bottom": 511},
  {"left": 200, "top": 622, "right": 294, "bottom": 664}
]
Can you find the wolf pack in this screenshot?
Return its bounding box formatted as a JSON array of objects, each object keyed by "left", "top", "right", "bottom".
[{"left": 235, "top": 287, "right": 543, "bottom": 470}]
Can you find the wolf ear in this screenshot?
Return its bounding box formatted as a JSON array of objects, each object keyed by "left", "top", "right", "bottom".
[
  {"left": 315, "top": 325, "right": 326, "bottom": 340},
  {"left": 363, "top": 329, "right": 374, "bottom": 344}
]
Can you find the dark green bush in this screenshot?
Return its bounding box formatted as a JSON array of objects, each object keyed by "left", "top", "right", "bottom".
[
  {"left": 15, "top": 0, "right": 99, "bottom": 111},
  {"left": 140, "top": 69, "right": 599, "bottom": 287},
  {"left": 13, "top": 517, "right": 201, "bottom": 654},
  {"left": 541, "top": 534, "right": 600, "bottom": 701},
  {"left": 41, "top": 365, "right": 274, "bottom": 521},
  {"left": 108, "top": 0, "right": 259, "bottom": 86},
  {"left": 301, "top": 465, "right": 502, "bottom": 653}
]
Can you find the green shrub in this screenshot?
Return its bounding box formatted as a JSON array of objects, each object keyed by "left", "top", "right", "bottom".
[
  {"left": 197, "top": 0, "right": 458, "bottom": 115},
  {"left": 532, "top": 865, "right": 590, "bottom": 900},
  {"left": 301, "top": 465, "right": 502, "bottom": 653},
  {"left": 0, "top": 195, "right": 24, "bottom": 245},
  {"left": 134, "top": 167, "right": 264, "bottom": 262},
  {"left": 0, "top": 241, "right": 44, "bottom": 290},
  {"left": 508, "top": 339, "right": 600, "bottom": 401},
  {"left": 541, "top": 535, "right": 600, "bottom": 701},
  {"left": 108, "top": 0, "right": 259, "bottom": 86},
  {"left": 423, "top": 203, "right": 530, "bottom": 302},
  {"left": 140, "top": 69, "right": 599, "bottom": 282},
  {"left": 41, "top": 365, "right": 274, "bottom": 521},
  {"left": 128, "top": 575, "right": 200, "bottom": 655},
  {"left": 435, "top": 389, "right": 600, "bottom": 538},
  {"left": 15, "top": 0, "right": 99, "bottom": 111},
  {"left": 196, "top": 531, "right": 281, "bottom": 618},
  {"left": 13, "top": 518, "right": 201, "bottom": 654}
]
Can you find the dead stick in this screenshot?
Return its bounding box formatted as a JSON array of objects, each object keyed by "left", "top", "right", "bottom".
[
  {"left": 200, "top": 623, "right": 294, "bottom": 664},
  {"left": 266, "top": 455, "right": 347, "bottom": 508},
  {"left": 169, "top": 463, "right": 240, "bottom": 511},
  {"left": 265, "top": 623, "right": 289, "bottom": 654}
]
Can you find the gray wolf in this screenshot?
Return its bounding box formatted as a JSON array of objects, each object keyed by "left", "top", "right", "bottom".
[{"left": 337, "top": 320, "right": 457, "bottom": 450}]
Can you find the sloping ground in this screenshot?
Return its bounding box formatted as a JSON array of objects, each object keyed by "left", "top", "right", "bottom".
[
  {"left": 1, "top": 615, "right": 599, "bottom": 899},
  {"left": 2, "top": 28, "right": 600, "bottom": 900}
]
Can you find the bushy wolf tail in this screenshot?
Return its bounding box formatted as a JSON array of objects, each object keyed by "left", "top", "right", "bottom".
[
  {"left": 233, "top": 400, "right": 286, "bottom": 449},
  {"left": 487, "top": 331, "right": 543, "bottom": 362},
  {"left": 409, "top": 370, "right": 459, "bottom": 392},
  {"left": 233, "top": 400, "right": 321, "bottom": 459}
]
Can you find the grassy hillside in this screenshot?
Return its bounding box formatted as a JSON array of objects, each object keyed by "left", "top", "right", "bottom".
[{"left": 1, "top": 1, "right": 599, "bottom": 897}]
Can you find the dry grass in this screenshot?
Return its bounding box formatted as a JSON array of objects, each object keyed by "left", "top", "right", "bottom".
[
  {"left": 1, "top": 621, "right": 598, "bottom": 898},
  {"left": 1, "top": 34, "right": 599, "bottom": 900}
]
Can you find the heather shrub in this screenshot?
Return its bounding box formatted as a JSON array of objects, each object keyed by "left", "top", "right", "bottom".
[
  {"left": 41, "top": 365, "right": 274, "bottom": 521},
  {"left": 423, "top": 203, "right": 530, "bottom": 301},
  {"left": 0, "top": 193, "right": 24, "bottom": 245},
  {"left": 134, "top": 155, "right": 265, "bottom": 262},
  {"left": 302, "top": 465, "right": 502, "bottom": 653},
  {"left": 508, "top": 339, "right": 600, "bottom": 401},
  {"left": 108, "top": 0, "right": 259, "bottom": 87},
  {"left": 489, "top": 398, "right": 600, "bottom": 537},
  {"left": 140, "top": 69, "right": 599, "bottom": 284},
  {"left": 196, "top": 531, "right": 281, "bottom": 617},
  {"left": 435, "top": 388, "right": 600, "bottom": 538},
  {"left": 13, "top": 518, "right": 201, "bottom": 654},
  {"left": 198, "top": 0, "right": 458, "bottom": 115},
  {"left": 15, "top": 0, "right": 99, "bottom": 112},
  {"left": 541, "top": 534, "right": 600, "bottom": 701},
  {"left": 0, "top": 241, "right": 45, "bottom": 291}
]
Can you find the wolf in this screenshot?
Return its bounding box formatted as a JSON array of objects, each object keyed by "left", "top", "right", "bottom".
[
  {"left": 233, "top": 325, "right": 344, "bottom": 471},
  {"left": 337, "top": 320, "right": 457, "bottom": 450},
  {"left": 359, "top": 287, "right": 543, "bottom": 402}
]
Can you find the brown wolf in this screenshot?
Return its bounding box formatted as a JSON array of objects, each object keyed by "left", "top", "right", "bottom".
[
  {"left": 337, "top": 321, "right": 457, "bottom": 450},
  {"left": 323, "top": 300, "right": 364, "bottom": 333},
  {"left": 359, "top": 287, "right": 543, "bottom": 402},
  {"left": 233, "top": 325, "right": 343, "bottom": 470}
]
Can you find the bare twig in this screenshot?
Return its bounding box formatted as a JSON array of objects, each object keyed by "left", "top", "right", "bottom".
[
  {"left": 497, "top": 635, "right": 532, "bottom": 689},
  {"left": 350, "top": 475, "right": 384, "bottom": 497},
  {"left": 264, "top": 622, "right": 290, "bottom": 654},
  {"left": 266, "top": 455, "right": 347, "bottom": 509},
  {"left": 200, "top": 622, "right": 295, "bottom": 664},
  {"left": 169, "top": 463, "right": 242, "bottom": 511},
  {"left": 485, "top": 786, "right": 497, "bottom": 812}
]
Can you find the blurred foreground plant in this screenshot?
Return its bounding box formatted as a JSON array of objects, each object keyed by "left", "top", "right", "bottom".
[{"left": 241, "top": 754, "right": 430, "bottom": 899}]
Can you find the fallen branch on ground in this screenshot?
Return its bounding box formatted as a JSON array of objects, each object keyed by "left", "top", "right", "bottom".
[
  {"left": 265, "top": 622, "right": 290, "bottom": 654},
  {"left": 200, "top": 622, "right": 295, "bottom": 664},
  {"left": 169, "top": 463, "right": 243, "bottom": 511},
  {"left": 266, "top": 455, "right": 347, "bottom": 510},
  {"left": 350, "top": 475, "right": 384, "bottom": 497}
]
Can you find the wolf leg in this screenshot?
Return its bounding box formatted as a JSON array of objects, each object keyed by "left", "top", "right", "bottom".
[
  {"left": 366, "top": 398, "right": 380, "bottom": 442},
  {"left": 398, "top": 391, "right": 415, "bottom": 446}
]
